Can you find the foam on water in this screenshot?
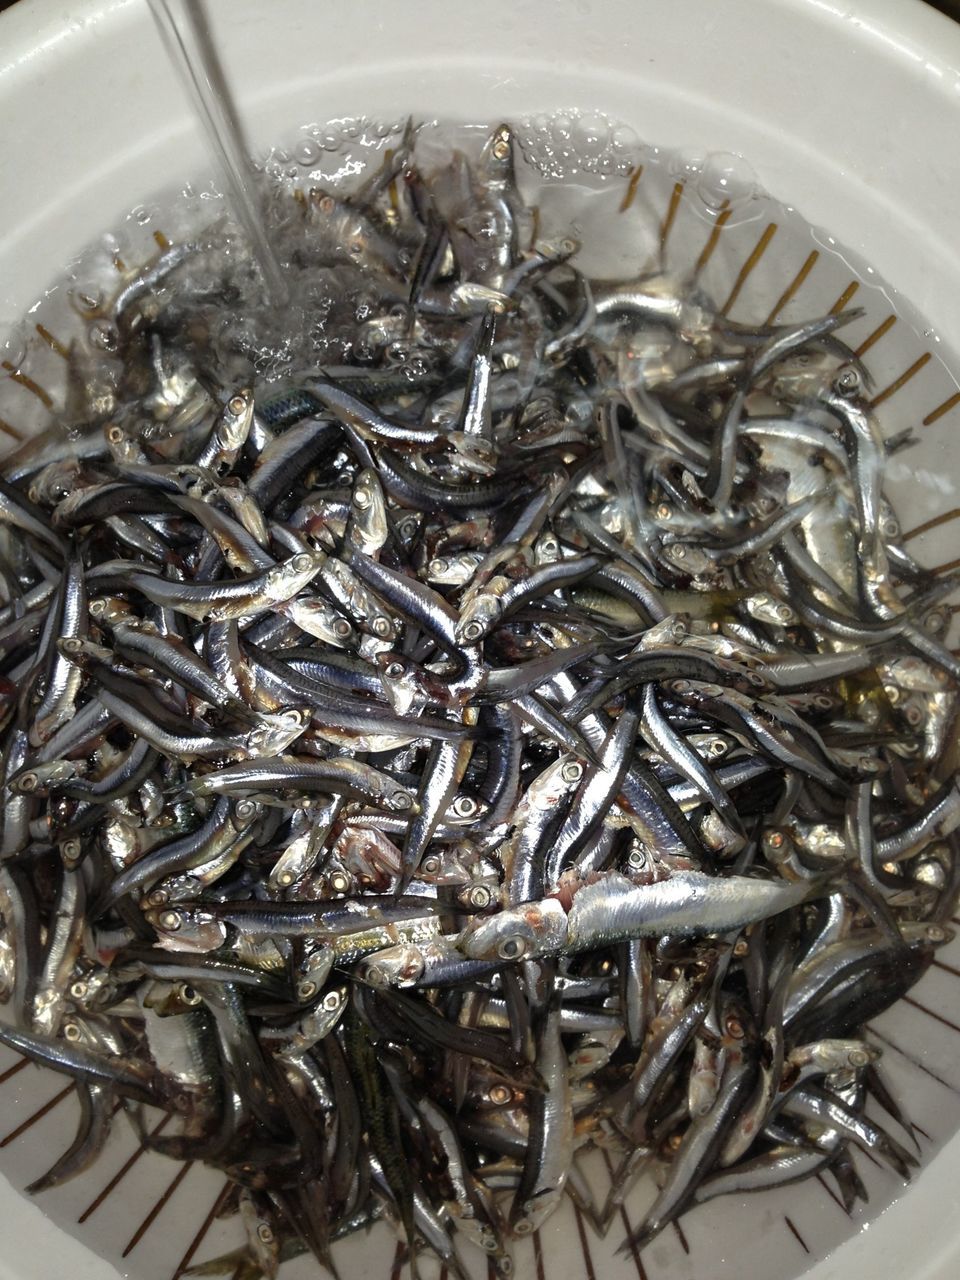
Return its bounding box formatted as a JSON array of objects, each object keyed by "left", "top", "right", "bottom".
[{"left": 2, "top": 111, "right": 956, "bottom": 432}]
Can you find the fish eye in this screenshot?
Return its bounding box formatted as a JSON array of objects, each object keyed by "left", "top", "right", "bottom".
[
  {"left": 497, "top": 936, "right": 527, "bottom": 960},
  {"left": 61, "top": 838, "right": 82, "bottom": 864},
  {"left": 16, "top": 772, "right": 39, "bottom": 793},
  {"left": 384, "top": 661, "right": 406, "bottom": 680},
  {"left": 228, "top": 394, "right": 247, "bottom": 415},
  {"left": 292, "top": 553, "right": 314, "bottom": 572},
  {"left": 833, "top": 366, "right": 861, "bottom": 397},
  {"left": 333, "top": 619, "right": 353, "bottom": 638},
  {"left": 363, "top": 961, "right": 389, "bottom": 987},
  {"left": 257, "top": 1224, "right": 275, "bottom": 1245},
  {"left": 297, "top": 980, "right": 318, "bottom": 1001},
  {"left": 453, "top": 796, "right": 478, "bottom": 818},
  {"left": 392, "top": 791, "right": 414, "bottom": 811},
  {"left": 461, "top": 620, "right": 485, "bottom": 642},
  {"left": 421, "top": 855, "right": 441, "bottom": 875},
  {"left": 372, "top": 616, "right": 393, "bottom": 638},
  {"left": 561, "top": 761, "right": 583, "bottom": 784},
  {"left": 849, "top": 1048, "right": 871, "bottom": 1068},
  {"left": 353, "top": 489, "right": 371, "bottom": 509},
  {"left": 323, "top": 990, "right": 342, "bottom": 1011},
  {"left": 159, "top": 909, "right": 182, "bottom": 931}
]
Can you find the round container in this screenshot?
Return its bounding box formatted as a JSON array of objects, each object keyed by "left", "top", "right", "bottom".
[{"left": 2, "top": 1, "right": 960, "bottom": 1278}]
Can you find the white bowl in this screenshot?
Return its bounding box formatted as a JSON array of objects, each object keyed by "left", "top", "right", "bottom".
[{"left": 2, "top": 1, "right": 960, "bottom": 1278}]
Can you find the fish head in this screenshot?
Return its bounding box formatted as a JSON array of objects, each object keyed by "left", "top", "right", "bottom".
[
  {"left": 145, "top": 904, "right": 227, "bottom": 953},
  {"left": 510, "top": 1185, "right": 565, "bottom": 1238},
  {"left": 244, "top": 709, "right": 310, "bottom": 756},
  {"left": 455, "top": 589, "right": 504, "bottom": 644},
  {"left": 359, "top": 943, "right": 425, "bottom": 988},
  {"left": 457, "top": 898, "right": 567, "bottom": 962},
  {"left": 294, "top": 943, "right": 336, "bottom": 1002},
  {"left": 299, "top": 983, "right": 349, "bottom": 1041},
  {"left": 215, "top": 388, "right": 254, "bottom": 458}
]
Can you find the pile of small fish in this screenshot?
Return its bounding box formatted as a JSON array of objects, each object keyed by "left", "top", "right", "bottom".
[{"left": 1, "top": 120, "right": 959, "bottom": 1280}]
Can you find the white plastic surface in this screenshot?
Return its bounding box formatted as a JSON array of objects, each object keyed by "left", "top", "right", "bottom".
[{"left": 2, "top": 1, "right": 960, "bottom": 1277}]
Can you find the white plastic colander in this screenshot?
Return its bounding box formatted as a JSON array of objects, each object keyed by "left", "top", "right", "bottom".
[{"left": 2, "top": 1, "right": 960, "bottom": 1278}]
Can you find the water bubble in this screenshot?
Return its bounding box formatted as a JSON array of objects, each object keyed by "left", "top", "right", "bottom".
[
  {"left": 612, "top": 123, "right": 641, "bottom": 152},
  {"left": 670, "top": 150, "right": 704, "bottom": 181},
  {"left": 341, "top": 119, "right": 360, "bottom": 138},
  {"left": 553, "top": 112, "right": 575, "bottom": 141},
  {"left": 131, "top": 204, "right": 154, "bottom": 226},
  {"left": 296, "top": 140, "right": 320, "bottom": 166},
  {"left": 69, "top": 286, "right": 103, "bottom": 318},
  {"left": 88, "top": 320, "right": 118, "bottom": 352},
  {"left": 573, "top": 111, "right": 610, "bottom": 156},
  {"left": 695, "top": 152, "right": 756, "bottom": 211},
  {"left": 1, "top": 328, "right": 26, "bottom": 369}
]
